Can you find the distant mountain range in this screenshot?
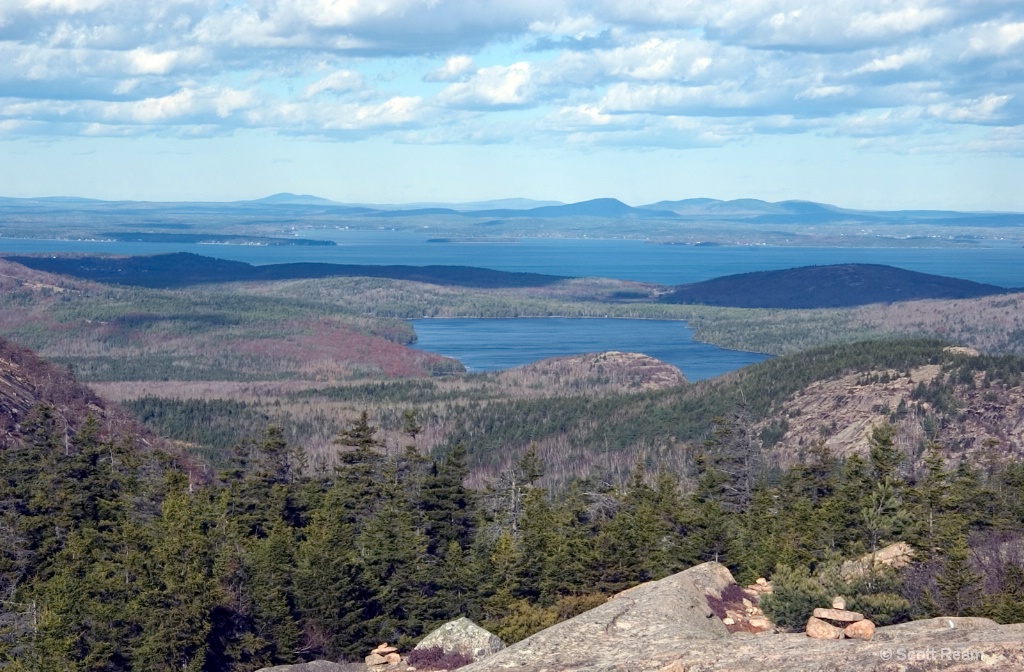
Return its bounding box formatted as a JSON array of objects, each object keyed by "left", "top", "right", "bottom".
[
  {"left": 4, "top": 194, "right": 1022, "bottom": 250},
  {"left": 2, "top": 193, "right": 1020, "bottom": 220}
]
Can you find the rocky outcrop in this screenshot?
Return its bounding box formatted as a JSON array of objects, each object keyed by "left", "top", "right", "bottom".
[
  {"left": 460, "top": 563, "right": 1024, "bottom": 672},
  {"left": 755, "top": 363, "right": 1024, "bottom": 469},
  {"left": 414, "top": 617, "right": 505, "bottom": 661},
  {"left": 458, "top": 562, "right": 734, "bottom": 671},
  {"left": 497, "top": 351, "right": 686, "bottom": 395},
  {"left": 254, "top": 662, "right": 364, "bottom": 672},
  {"left": 840, "top": 542, "right": 915, "bottom": 580}
]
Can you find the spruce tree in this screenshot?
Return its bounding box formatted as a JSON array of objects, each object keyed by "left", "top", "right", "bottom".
[
  {"left": 936, "top": 534, "right": 981, "bottom": 616},
  {"left": 133, "top": 472, "right": 217, "bottom": 672}
]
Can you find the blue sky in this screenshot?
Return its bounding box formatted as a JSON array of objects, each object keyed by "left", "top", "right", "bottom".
[{"left": 1, "top": 0, "right": 1023, "bottom": 210}]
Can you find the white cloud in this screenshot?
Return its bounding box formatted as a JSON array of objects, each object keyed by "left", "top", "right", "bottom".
[
  {"left": 927, "top": 94, "right": 1011, "bottom": 123},
  {"left": 600, "top": 81, "right": 770, "bottom": 116},
  {"left": 966, "top": 21, "right": 1024, "bottom": 56},
  {"left": 126, "top": 47, "right": 207, "bottom": 75},
  {"left": 100, "top": 86, "right": 257, "bottom": 123},
  {"left": 0, "top": 0, "right": 1021, "bottom": 150},
  {"left": 439, "top": 62, "right": 534, "bottom": 108},
  {"left": 853, "top": 46, "right": 932, "bottom": 74},
  {"left": 303, "top": 69, "right": 365, "bottom": 98},
  {"left": 424, "top": 55, "right": 474, "bottom": 82},
  {"left": 798, "top": 85, "right": 853, "bottom": 100},
  {"left": 322, "top": 95, "right": 423, "bottom": 130},
  {"left": 847, "top": 6, "right": 949, "bottom": 39}
]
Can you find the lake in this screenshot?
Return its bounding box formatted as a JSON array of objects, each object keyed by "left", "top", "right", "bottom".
[{"left": 410, "top": 318, "right": 770, "bottom": 381}]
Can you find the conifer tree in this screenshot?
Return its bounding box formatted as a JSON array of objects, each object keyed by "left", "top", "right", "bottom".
[
  {"left": 293, "top": 482, "right": 372, "bottom": 660},
  {"left": 419, "top": 443, "right": 475, "bottom": 557},
  {"left": 133, "top": 472, "right": 217, "bottom": 672},
  {"left": 936, "top": 534, "right": 981, "bottom": 616},
  {"left": 356, "top": 459, "right": 430, "bottom": 648},
  {"left": 243, "top": 487, "right": 302, "bottom": 665}
]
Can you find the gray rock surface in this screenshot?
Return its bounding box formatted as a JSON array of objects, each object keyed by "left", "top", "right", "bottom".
[
  {"left": 459, "top": 561, "right": 734, "bottom": 672},
  {"left": 460, "top": 562, "right": 1024, "bottom": 672},
  {"left": 254, "top": 661, "right": 363, "bottom": 672},
  {"left": 414, "top": 616, "right": 505, "bottom": 661}
]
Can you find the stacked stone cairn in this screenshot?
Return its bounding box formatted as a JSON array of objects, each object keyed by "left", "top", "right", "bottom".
[
  {"left": 365, "top": 643, "right": 403, "bottom": 668},
  {"left": 805, "top": 596, "right": 876, "bottom": 641}
]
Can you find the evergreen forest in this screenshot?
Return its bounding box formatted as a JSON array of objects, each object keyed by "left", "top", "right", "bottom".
[{"left": 3, "top": 394, "right": 1024, "bottom": 671}]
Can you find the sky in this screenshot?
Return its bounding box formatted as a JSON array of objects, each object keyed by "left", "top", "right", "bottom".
[{"left": 1, "top": 0, "right": 1023, "bottom": 210}]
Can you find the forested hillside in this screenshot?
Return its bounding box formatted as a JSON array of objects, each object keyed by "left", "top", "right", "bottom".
[
  {"left": 2, "top": 337, "right": 1024, "bottom": 671},
  {"left": 659, "top": 263, "right": 1010, "bottom": 308}
]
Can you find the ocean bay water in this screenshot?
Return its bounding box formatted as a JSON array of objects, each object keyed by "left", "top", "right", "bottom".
[
  {"left": 1, "top": 230, "right": 1023, "bottom": 286},
  {"left": 410, "top": 318, "right": 770, "bottom": 381}
]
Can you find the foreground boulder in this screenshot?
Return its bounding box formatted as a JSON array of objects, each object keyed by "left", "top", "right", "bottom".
[
  {"left": 459, "top": 563, "right": 1024, "bottom": 672},
  {"left": 458, "top": 561, "right": 734, "bottom": 671},
  {"left": 254, "top": 662, "right": 363, "bottom": 672},
  {"left": 414, "top": 617, "right": 505, "bottom": 661}
]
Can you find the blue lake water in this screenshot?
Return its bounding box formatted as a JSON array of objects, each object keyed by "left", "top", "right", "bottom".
[{"left": 411, "top": 318, "right": 770, "bottom": 381}]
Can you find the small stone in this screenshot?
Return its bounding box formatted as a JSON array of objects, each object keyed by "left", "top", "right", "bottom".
[
  {"left": 723, "top": 617, "right": 735, "bottom": 626},
  {"left": 748, "top": 618, "right": 770, "bottom": 630},
  {"left": 844, "top": 619, "right": 876, "bottom": 641},
  {"left": 366, "top": 653, "right": 388, "bottom": 665},
  {"left": 756, "top": 577, "right": 768, "bottom": 586},
  {"left": 659, "top": 661, "right": 686, "bottom": 672},
  {"left": 385, "top": 652, "right": 402, "bottom": 665},
  {"left": 812, "top": 607, "right": 864, "bottom": 623},
  {"left": 806, "top": 616, "right": 843, "bottom": 639},
  {"left": 373, "top": 645, "right": 399, "bottom": 655},
  {"left": 832, "top": 595, "right": 847, "bottom": 610},
  {"left": 742, "top": 598, "right": 753, "bottom": 609}
]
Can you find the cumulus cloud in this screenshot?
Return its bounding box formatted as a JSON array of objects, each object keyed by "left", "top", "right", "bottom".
[
  {"left": 424, "top": 55, "right": 474, "bottom": 82},
  {"left": 303, "top": 70, "right": 365, "bottom": 98},
  {"left": 438, "top": 62, "right": 535, "bottom": 108},
  {"left": 0, "top": 0, "right": 1021, "bottom": 152},
  {"left": 852, "top": 46, "right": 932, "bottom": 74}
]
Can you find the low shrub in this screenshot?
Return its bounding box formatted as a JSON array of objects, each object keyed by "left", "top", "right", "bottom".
[{"left": 405, "top": 646, "right": 474, "bottom": 670}]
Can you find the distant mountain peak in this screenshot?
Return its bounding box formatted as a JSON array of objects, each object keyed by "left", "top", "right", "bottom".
[{"left": 247, "top": 193, "right": 339, "bottom": 205}]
